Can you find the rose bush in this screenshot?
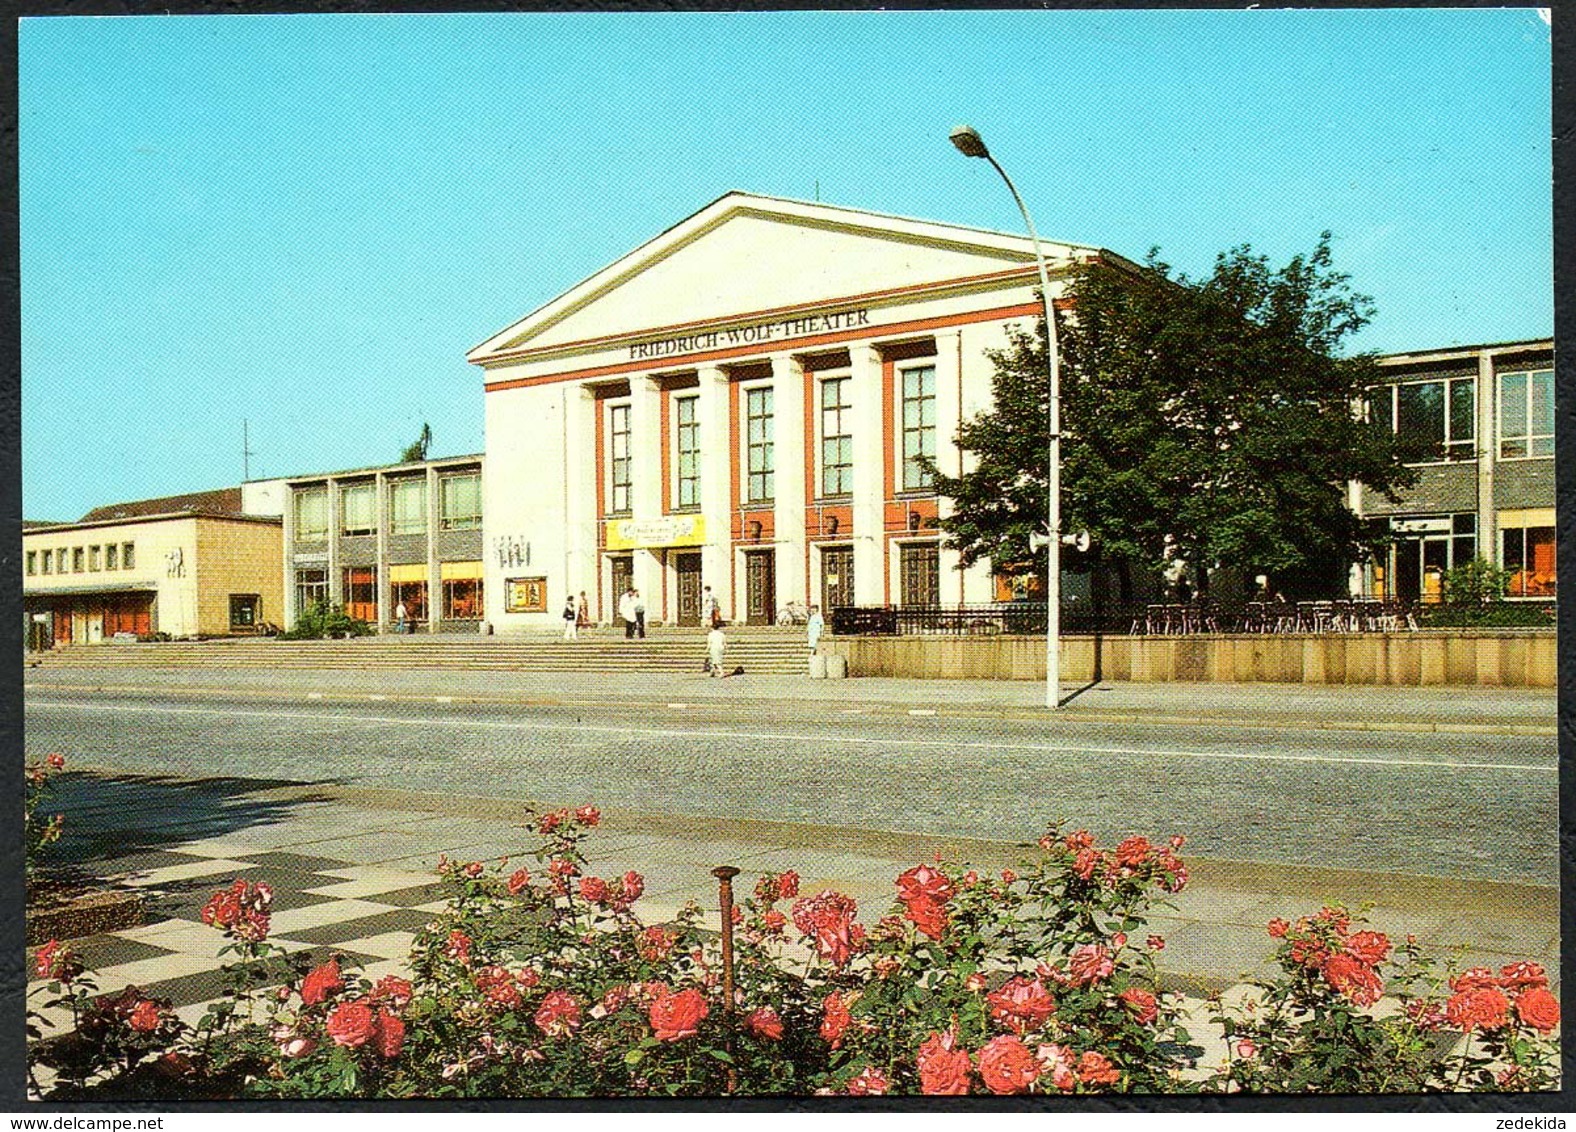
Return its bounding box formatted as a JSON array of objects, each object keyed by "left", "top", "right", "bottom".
[{"left": 26, "top": 805, "right": 1561, "bottom": 1098}]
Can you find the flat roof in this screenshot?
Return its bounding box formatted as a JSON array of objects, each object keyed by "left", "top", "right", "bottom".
[
  {"left": 1378, "top": 337, "right": 1553, "bottom": 363},
  {"left": 23, "top": 510, "right": 282, "bottom": 537},
  {"left": 24, "top": 581, "right": 160, "bottom": 597},
  {"left": 280, "top": 453, "right": 484, "bottom": 485}
]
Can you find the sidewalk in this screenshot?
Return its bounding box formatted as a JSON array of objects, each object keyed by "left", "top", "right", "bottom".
[
  {"left": 24, "top": 665, "right": 1558, "bottom": 734},
  {"left": 30, "top": 769, "right": 1561, "bottom": 1037}
]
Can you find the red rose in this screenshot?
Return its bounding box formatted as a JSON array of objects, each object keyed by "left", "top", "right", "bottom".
[
  {"left": 1073, "top": 848, "right": 1099, "bottom": 879},
  {"left": 1076, "top": 1050, "right": 1120, "bottom": 1087},
  {"left": 579, "top": 876, "right": 609, "bottom": 903},
  {"left": 820, "top": 991, "right": 852, "bottom": 1049},
  {"left": 1515, "top": 986, "right": 1560, "bottom": 1033},
  {"left": 300, "top": 958, "right": 343, "bottom": 1006},
  {"left": 903, "top": 894, "right": 949, "bottom": 940},
  {"left": 977, "top": 1034, "right": 1040, "bottom": 1095},
  {"left": 845, "top": 1065, "right": 890, "bottom": 1096},
  {"left": 476, "top": 966, "right": 522, "bottom": 1009},
  {"left": 1322, "top": 953, "right": 1383, "bottom": 1006},
  {"left": 326, "top": 1001, "right": 378, "bottom": 1048},
  {"left": 638, "top": 926, "right": 677, "bottom": 963},
  {"left": 575, "top": 804, "right": 601, "bottom": 826},
  {"left": 1499, "top": 961, "right": 1549, "bottom": 992},
  {"left": 1446, "top": 987, "right": 1511, "bottom": 1032},
  {"left": 620, "top": 871, "right": 645, "bottom": 904},
  {"left": 1119, "top": 987, "right": 1157, "bottom": 1025},
  {"left": 1068, "top": 943, "right": 1115, "bottom": 986},
  {"left": 1114, "top": 836, "right": 1152, "bottom": 868},
  {"left": 128, "top": 1000, "right": 161, "bottom": 1033},
  {"left": 896, "top": 863, "right": 955, "bottom": 906},
  {"left": 1267, "top": 918, "right": 1290, "bottom": 939},
  {"left": 791, "top": 891, "right": 860, "bottom": 969},
  {"left": 649, "top": 987, "right": 708, "bottom": 1042},
  {"left": 744, "top": 1007, "right": 783, "bottom": 1041},
  {"left": 506, "top": 867, "right": 531, "bottom": 895},
  {"left": 370, "top": 975, "right": 413, "bottom": 1008},
  {"left": 537, "top": 810, "right": 564, "bottom": 834},
  {"left": 374, "top": 1009, "right": 404, "bottom": 1058},
  {"left": 534, "top": 990, "right": 582, "bottom": 1038},
  {"left": 917, "top": 1030, "right": 972, "bottom": 1095},
  {"left": 46, "top": 753, "right": 65, "bottom": 770},
  {"left": 1344, "top": 930, "right": 1391, "bottom": 966},
  {"left": 762, "top": 909, "right": 786, "bottom": 934},
  {"left": 1001, "top": 868, "right": 1017, "bottom": 886},
  {"left": 1146, "top": 934, "right": 1166, "bottom": 951},
  {"left": 986, "top": 976, "right": 1057, "bottom": 1035},
  {"left": 444, "top": 930, "right": 472, "bottom": 965},
  {"left": 776, "top": 870, "right": 800, "bottom": 900}
]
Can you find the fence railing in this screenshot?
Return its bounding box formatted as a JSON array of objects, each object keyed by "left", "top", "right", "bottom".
[{"left": 829, "top": 600, "right": 1445, "bottom": 637}]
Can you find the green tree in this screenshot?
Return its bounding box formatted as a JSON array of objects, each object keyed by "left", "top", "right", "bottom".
[
  {"left": 929, "top": 236, "right": 1418, "bottom": 601},
  {"left": 400, "top": 423, "right": 432, "bottom": 464}
]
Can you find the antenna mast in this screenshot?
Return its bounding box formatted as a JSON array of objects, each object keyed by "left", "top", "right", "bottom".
[{"left": 243, "top": 419, "right": 256, "bottom": 482}]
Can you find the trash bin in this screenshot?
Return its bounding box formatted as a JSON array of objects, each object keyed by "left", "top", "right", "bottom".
[
  {"left": 825, "top": 653, "right": 847, "bottom": 679},
  {"left": 808, "top": 653, "right": 827, "bottom": 679}
]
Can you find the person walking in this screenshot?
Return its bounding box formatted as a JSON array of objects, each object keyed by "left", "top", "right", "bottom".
[
  {"left": 576, "top": 591, "right": 590, "bottom": 629},
  {"left": 706, "top": 621, "right": 726, "bottom": 677},
  {"left": 633, "top": 589, "right": 647, "bottom": 639},
  {"left": 562, "top": 596, "right": 579, "bottom": 641},
  {"left": 619, "top": 587, "right": 638, "bottom": 639},
  {"left": 394, "top": 600, "right": 408, "bottom": 636},
  {"left": 806, "top": 604, "right": 825, "bottom": 653}
]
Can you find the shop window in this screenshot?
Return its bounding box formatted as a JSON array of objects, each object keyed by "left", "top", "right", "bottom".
[
  {"left": 341, "top": 483, "right": 376, "bottom": 536},
  {"left": 440, "top": 473, "right": 482, "bottom": 531},
  {"left": 608, "top": 404, "right": 632, "bottom": 514},
  {"left": 229, "top": 594, "right": 260, "bottom": 629},
  {"left": 443, "top": 572, "right": 483, "bottom": 619},
  {"left": 1374, "top": 377, "right": 1475, "bottom": 463},
  {"left": 901, "top": 364, "right": 937, "bottom": 490},
  {"left": 88, "top": 545, "right": 101, "bottom": 571},
  {"left": 820, "top": 376, "right": 853, "bottom": 498},
  {"left": 389, "top": 479, "right": 426, "bottom": 535},
  {"left": 295, "top": 488, "right": 328, "bottom": 540},
  {"left": 105, "top": 544, "right": 118, "bottom": 571},
  {"left": 122, "top": 542, "right": 135, "bottom": 570},
  {"left": 72, "top": 547, "right": 84, "bottom": 573},
  {"left": 1502, "top": 526, "right": 1556, "bottom": 598},
  {"left": 295, "top": 568, "right": 328, "bottom": 616},
  {"left": 391, "top": 578, "right": 428, "bottom": 621},
  {"left": 342, "top": 567, "right": 378, "bottom": 622},
  {"left": 25, "top": 551, "right": 35, "bottom": 576},
  {"left": 1386, "top": 514, "right": 1476, "bottom": 603},
  {"left": 674, "top": 396, "right": 700, "bottom": 509},
  {"left": 745, "top": 386, "right": 774, "bottom": 503},
  {"left": 1498, "top": 368, "right": 1554, "bottom": 459}
]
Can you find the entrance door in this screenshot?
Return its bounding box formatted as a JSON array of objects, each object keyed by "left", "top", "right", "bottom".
[
  {"left": 900, "top": 543, "right": 941, "bottom": 607},
  {"left": 674, "top": 553, "right": 703, "bottom": 627},
  {"left": 821, "top": 545, "right": 855, "bottom": 612},
  {"left": 745, "top": 551, "right": 775, "bottom": 625}
]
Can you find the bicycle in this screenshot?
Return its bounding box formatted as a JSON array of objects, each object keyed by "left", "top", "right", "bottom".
[{"left": 776, "top": 601, "right": 809, "bottom": 626}]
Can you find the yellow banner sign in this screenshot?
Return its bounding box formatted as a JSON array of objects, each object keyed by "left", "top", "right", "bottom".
[{"left": 605, "top": 515, "right": 706, "bottom": 550}]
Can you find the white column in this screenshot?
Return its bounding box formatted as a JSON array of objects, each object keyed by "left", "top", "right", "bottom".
[
  {"left": 628, "top": 377, "right": 664, "bottom": 612},
  {"left": 849, "top": 343, "right": 886, "bottom": 605},
  {"left": 1476, "top": 350, "right": 1496, "bottom": 567},
  {"left": 327, "top": 480, "right": 342, "bottom": 606},
  {"left": 932, "top": 330, "right": 967, "bottom": 605},
  {"left": 959, "top": 323, "right": 1007, "bottom": 602},
  {"left": 426, "top": 467, "right": 440, "bottom": 630},
  {"left": 696, "top": 365, "right": 733, "bottom": 618},
  {"left": 375, "top": 472, "right": 389, "bottom": 632},
  {"left": 282, "top": 488, "right": 297, "bottom": 625},
  {"left": 771, "top": 353, "right": 808, "bottom": 607},
  {"left": 563, "top": 384, "right": 599, "bottom": 619}
]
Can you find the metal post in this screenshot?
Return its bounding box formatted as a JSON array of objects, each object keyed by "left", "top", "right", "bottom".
[{"left": 712, "top": 865, "right": 740, "bottom": 1093}]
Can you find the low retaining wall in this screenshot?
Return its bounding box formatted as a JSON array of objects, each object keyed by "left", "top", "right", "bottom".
[{"left": 822, "top": 630, "right": 1556, "bottom": 687}]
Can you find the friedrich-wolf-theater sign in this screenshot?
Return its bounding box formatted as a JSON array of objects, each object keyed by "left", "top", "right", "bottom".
[{"left": 629, "top": 307, "right": 870, "bottom": 361}]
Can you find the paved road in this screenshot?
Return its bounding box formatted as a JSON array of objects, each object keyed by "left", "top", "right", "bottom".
[{"left": 23, "top": 684, "right": 1557, "bottom": 886}]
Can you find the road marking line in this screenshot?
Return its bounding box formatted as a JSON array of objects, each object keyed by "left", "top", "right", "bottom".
[
  {"left": 368, "top": 695, "right": 388, "bottom": 701},
  {"left": 26, "top": 699, "right": 1555, "bottom": 775},
  {"left": 908, "top": 709, "right": 937, "bottom": 716},
  {"left": 307, "top": 693, "right": 323, "bottom": 699}
]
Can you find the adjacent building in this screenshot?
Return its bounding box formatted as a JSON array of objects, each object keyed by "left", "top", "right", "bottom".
[
  {"left": 468, "top": 191, "right": 1138, "bottom": 631},
  {"left": 22, "top": 490, "right": 283, "bottom": 646},
  {"left": 279, "top": 454, "right": 486, "bottom": 632},
  {"left": 1356, "top": 338, "right": 1555, "bottom": 603}
]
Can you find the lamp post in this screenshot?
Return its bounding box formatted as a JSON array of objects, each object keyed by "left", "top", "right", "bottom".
[{"left": 949, "top": 123, "right": 1062, "bottom": 710}]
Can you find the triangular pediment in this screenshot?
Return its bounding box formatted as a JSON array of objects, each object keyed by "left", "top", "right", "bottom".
[{"left": 468, "top": 192, "right": 1102, "bottom": 365}]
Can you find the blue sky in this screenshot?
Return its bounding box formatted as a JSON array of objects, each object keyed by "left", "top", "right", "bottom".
[{"left": 20, "top": 9, "right": 1552, "bottom": 521}]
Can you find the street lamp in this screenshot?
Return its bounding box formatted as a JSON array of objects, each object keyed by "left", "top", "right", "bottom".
[{"left": 949, "top": 123, "right": 1062, "bottom": 710}]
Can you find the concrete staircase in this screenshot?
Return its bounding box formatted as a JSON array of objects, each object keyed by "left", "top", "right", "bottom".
[{"left": 29, "top": 627, "right": 814, "bottom": 675}]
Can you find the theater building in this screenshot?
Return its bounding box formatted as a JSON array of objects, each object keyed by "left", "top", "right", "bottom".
[
  {"left": 22, "top": 490, "right": 282, "bottom": 646},
  {"left": 278, "top": 454, "right": 486, "bottom": 632},
  {"left": 1356, "top": 338, "right": 1555, "bottom": 603},
  {"left": 469, "top": 191, "right": 1134, "bottom": 631}
]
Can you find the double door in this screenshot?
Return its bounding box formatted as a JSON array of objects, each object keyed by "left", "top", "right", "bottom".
[
  {"left": 820, "top": 545, "right": 855, "bottom": 612},
  {"left": 745, "top": 551, "right": 775, "bottom": 624},
  {"left": 674, "top": 552, "right": 703, "bottom": 627}
]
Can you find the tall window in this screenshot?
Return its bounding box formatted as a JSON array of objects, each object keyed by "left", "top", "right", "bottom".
[
  {"left": 608, "top": 404, "right": 633, "bottom": 513},
  {"left": 820, "top": 377, "right": 853, "bottom": 497},
  {"left": 106, "top": 544, "right": 118, "bottom": 571},
  {"left": 342, "top": 567, "right": 377, "bottom": 622},
  {"left": 389, "top": 479, "right": 427, "bottom": 535},
  {"left": 88, "top": 545, "right": 101, "bottom": 571},
  {"left": 442, "top": 563, "right": 484, "bottom": 619},
  {"left": 341, "top": 483, "right": 376, "bottom": 536},
  {"left": 1498, "top": 369, "right": 1554, "bottom": 458},
  {"left": 72, "top": 548, "right": 84, "bottom": 573},
  {"left": 40, "top": 550, "right": 52, "bottom": 575},
  {"left": 901, "top": 365, "right": 937, "bottom": 490},
  {"left": 294, "top": 488, "right": 328, "bottom": 540},
  {"left": 675, "top": 395, "right": 700, "bottom": 509},
  {"left": 122, "top": 542, "right": 135, "bottom": 570},
  {"left": 25, "top": 551, "right": 35, "bottom": 576},
  {"left": 439, "top": 473, "right": 482, "bottom": 530},
  {"left": 1375, "top": 377, "right": 1475, "bottom": 462},
  {"left": 745, "top": 386, "right": 775, "bottom": 503},
  {"left": 1502, "top": 525, "right": 1556, "bottom": 598},
  {"left": 295, "top": 568, "right": 328, "bottom": 615}
]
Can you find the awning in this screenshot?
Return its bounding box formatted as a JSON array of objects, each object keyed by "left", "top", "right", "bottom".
[
  {"left": 440, "top": 560, "right": 483, "bottom": 581},
  {"left": 388, "top": 563, "right": 428, "bottom": 583},
  {"left": 23, "top": 581, "right": 158, "bottom": 598}
]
